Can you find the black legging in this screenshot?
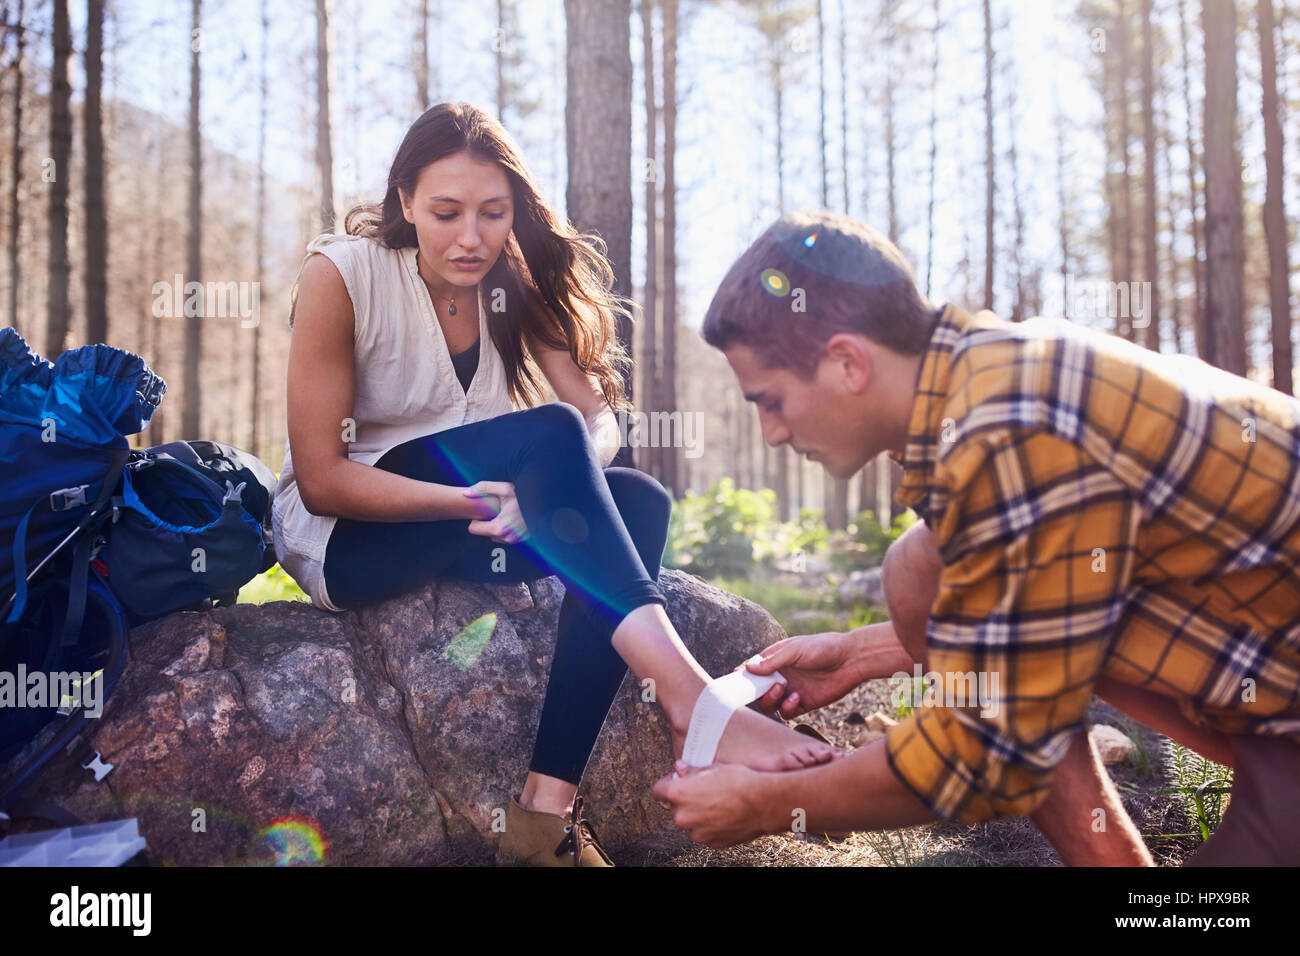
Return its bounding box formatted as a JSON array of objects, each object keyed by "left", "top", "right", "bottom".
[{"left": 322, "top": 402, "right": 671, "bottom": 784}]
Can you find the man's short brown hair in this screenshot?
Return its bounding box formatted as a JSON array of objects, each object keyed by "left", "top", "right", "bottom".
[{"left": 701, "top": 211, "right": 941, "bottom": 378}]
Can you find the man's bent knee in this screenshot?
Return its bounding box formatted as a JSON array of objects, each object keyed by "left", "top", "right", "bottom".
[
  {"left": 881, "top": 521, "right": 943, "bottom": 619},
  {"left": 881, "top": 520, "right": 943, "bottom": 662}
]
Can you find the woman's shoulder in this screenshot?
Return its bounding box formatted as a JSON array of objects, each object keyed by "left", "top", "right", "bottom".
[
  {"left": 305, "top": 231, "right": 398, "bottom": 261},
  {"left": 302, "top": 233, "right": 409, "bottom": 292}
]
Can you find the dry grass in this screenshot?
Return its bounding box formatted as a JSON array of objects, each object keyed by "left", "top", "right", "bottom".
[{"left": 624, "top": 682, "right": 1213, "bottom": 867}]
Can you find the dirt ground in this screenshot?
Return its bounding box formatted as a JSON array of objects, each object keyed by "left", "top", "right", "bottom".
[{"left": 627, "top": 679, "right": 1217, "bottom": 867}]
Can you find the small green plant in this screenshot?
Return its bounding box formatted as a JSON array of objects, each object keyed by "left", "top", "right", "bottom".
[{"left": 1155, "top": 741, "right": 1233, "bottom": 844}]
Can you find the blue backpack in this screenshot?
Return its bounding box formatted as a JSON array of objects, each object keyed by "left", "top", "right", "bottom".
[{"left": 0, "top": 326, "right": 277, "bottom": 831}]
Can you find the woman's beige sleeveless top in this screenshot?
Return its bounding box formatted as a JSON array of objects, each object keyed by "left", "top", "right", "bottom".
[{"left": 272, "top": 233, "right": 517, "bottom": 611}]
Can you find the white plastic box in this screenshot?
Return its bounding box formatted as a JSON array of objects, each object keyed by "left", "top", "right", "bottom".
[{"left": 0, "top": 818, "right": 147, "bottom": 866}]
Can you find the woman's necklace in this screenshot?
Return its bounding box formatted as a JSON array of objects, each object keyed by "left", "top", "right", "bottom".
[{"left": 417, "top": 249, "right": 458, "bottom": 316}]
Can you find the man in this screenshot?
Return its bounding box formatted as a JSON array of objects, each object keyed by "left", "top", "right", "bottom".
[{"left": 653, "top": 210, "right": 1300, "bottom": 865}]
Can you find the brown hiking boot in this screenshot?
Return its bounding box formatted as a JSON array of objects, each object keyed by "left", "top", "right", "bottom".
[{"left": 496, "top": 795, "right": 614, "bottom": 867}]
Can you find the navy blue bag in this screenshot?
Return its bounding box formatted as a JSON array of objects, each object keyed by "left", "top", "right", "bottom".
[{"left": 0, "top": 327, "right": 276, "bottom": 829}]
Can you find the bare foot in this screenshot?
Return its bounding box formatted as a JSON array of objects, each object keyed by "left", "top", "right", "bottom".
[{"left": 671, "top": 703, "right": 840, "bottom": 771}]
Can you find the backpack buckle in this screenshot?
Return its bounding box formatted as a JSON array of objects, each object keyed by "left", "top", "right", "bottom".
[
  {"left": 81, "top": 751, "right": 114, "bottom": 782},
  {"left": 49, "top": 485, "right": 89, "bottom": 511}
]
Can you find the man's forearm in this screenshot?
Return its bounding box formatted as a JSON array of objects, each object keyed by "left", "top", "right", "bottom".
[
  {"left": 845, "top": 620, "right": 916, "bottom": 682},
  {"left": 756, "top": 738, "right": 938, "bottom": 836}
]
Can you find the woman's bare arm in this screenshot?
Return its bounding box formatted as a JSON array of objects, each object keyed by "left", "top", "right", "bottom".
[
  {"left": 526, "top": 319, "right": 622, "bottom": 468},
  {"left": 285, "top": 253, "right": 481, "bottom": 523}
]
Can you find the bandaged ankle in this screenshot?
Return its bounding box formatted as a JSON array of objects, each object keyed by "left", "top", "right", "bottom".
[{"left": 678, "top": 667, "right": 787, "bottom": 769}]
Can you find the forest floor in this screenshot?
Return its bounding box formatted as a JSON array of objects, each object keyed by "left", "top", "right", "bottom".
[{"left": 626, "top": 570, "right": 1232, "bottom": 868}]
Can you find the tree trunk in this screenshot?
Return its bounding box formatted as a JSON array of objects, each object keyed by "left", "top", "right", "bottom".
[
  {"left": 183, "top": 0, "right": 202, "bottom": 439},
  {"left": 252, "top": 0, "right": 269, "bottom": 458},
  {"left": 46, "top": 0, "right": 72, "bottom": 356},
  {"left": 84, "top": 0, "right": 107, "bottom": 345},
  {"left": 823, "top": 0, "right": 852, "bottom": 531},
  {"left": 496, "top": 0, "right": 506, "bottom": 121},
  {"left": 1140, "top": 0, "right": 1160, "bottom": 350},
  {"left": 925, "top": 0, "right": 940, "bottom": 300},
  {"left": 1007, "top": 50, "right": 1026, "bottom": 322},
  {"left": 1159, "top": 80, "right": 1189, "bottom": 352},
  {"left": 662, "top": 0, "right": 679, "bottom": 497},
  {"left": 7, "top": 0, "right": 23, "bottom": 335},
  {"left": 565, "top": 0, "right": 634, "bottom": 466},
  {"left": 883, "top": 0, "right": 897, "bottom": 246},
  {"left": 769, "top": 12, "right": 790, "bottom": 520},
  {"left": 316, "top": 0, "right": 335, "bottom": 234},
  {"left": 416, "top": 0, "right": 429, "bottom": 112},
  {"left": 640, "top": 0, "right": 659, "bottom": 482},
  {"left": 1117, "top": 0, "right": 1136, "bottom": 341},
  {"left": 1055, "top": 84, "right": 1070, "bottom": 317},
  {"left": 1202, "top": 0, "right": 1247, "bottom": 375},
  {"left": 1179, "top": 0, "right": 1206, "bottom": 356},
  {"left": 1258, "top": 0, "right": 1293, "bottom": 394},
  {"left": 982, "top": 0, "right": 994, "bottom": 311}
]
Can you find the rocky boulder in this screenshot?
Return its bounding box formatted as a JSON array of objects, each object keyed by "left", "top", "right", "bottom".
[{"left": 7, "top": 568, "right": 786, "bottom": 865}]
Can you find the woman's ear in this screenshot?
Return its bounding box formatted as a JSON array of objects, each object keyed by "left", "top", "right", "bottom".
[{"left": 397, "top": 187, "right": 414, "bottom": 224}]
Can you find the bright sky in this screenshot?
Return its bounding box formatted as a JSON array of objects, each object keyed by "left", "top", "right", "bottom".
[{"left": 58, "top": 0, "right": 1289, "bottom": 370}]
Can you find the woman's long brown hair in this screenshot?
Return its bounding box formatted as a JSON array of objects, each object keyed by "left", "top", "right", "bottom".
[{"left": 341, "top": 102, "right": 633, "bottom": 414}]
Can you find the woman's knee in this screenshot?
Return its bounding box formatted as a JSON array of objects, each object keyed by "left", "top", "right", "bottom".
[
  {"left": 605, "top": 467, "right": 673, "bottom": 526},
  {"left": 525, "top": 401, "right": 589, "bottom": 446}
]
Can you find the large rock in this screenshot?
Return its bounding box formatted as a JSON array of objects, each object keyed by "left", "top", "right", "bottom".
[{"left": 8, "top": 568, "right": 785, "bottom": 865}]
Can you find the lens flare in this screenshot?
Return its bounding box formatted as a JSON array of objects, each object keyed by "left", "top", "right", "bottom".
[
  {"left": 253, "top": 815, "right": 328, "bottom": 866},
  {"left": 760, "top": 268, "right": 790, "bottom": 296},
  {"left": 804, "top": 231, "right": 818, "bottom": 248}
]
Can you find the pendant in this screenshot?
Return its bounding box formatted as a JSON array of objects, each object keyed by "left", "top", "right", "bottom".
[{"left": 448, "top": 300, "right": 457, "bottom": 316}]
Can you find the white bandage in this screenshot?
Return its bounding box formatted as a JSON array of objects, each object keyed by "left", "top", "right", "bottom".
[{"left": 678, "top": 666, "right": 787, "bottom": 769}]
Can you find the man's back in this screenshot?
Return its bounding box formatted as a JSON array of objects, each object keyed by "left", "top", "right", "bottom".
[{"left": 886, "top": 304, "right": 1300, "bottom": 822}]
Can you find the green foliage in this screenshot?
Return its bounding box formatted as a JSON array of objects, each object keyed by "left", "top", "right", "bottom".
[
  {"left": 237, "top": 564, "right": 310, "bottom": 605},
  {"left": 827, "top": 509, "right": 916, "bottom": 572},
  {"left": 763, "top": 507, "right": 830, "bottom": 565},
  {"left": 665, "top": 478, "right": 778, "bottom": 578}
]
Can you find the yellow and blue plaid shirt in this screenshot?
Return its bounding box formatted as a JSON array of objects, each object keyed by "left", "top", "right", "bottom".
[{"left": 884, "top": 304, "right": 1300, "bottom": 823}]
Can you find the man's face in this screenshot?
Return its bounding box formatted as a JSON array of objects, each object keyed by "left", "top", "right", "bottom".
[{"left": 724, "top": 340, "right": 875, "bottom": 479}]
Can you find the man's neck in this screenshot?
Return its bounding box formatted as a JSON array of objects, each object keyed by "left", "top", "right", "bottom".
[{"left": 877, "top": 349, "right": 926, "bottom": 454}]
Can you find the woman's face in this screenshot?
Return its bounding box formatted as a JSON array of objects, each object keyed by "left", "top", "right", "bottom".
[{"left": 399, "top": 150, "right": 514, "bottom": 291}]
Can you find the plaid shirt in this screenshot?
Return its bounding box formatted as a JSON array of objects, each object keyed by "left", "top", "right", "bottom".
[{"left": 883, "top": 304, "right": 1300, "bottom": 823}]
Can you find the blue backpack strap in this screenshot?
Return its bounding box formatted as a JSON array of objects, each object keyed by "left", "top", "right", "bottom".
[
  {"left": 3, "top": 446, "right": 129, "bottom": 628},
  {"left": 58, "top": 532, "right": 94, "bottom": 649},
  {"left": 4, "top": 499, "right": 42, "bottom": 624}
]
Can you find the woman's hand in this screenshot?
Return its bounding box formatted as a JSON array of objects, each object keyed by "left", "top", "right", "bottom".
[
  {"left": 745, "top": 631, "right": 867, "bottom": 719},
  {"left": 462, "top": 480, "right": 530, "bottom": 545}
]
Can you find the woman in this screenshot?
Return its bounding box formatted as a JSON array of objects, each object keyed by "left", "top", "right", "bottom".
[{"left": 273, "top": 102, "right": 833, "bottom": 866}]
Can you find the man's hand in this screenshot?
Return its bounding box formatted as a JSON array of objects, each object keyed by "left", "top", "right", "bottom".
[
  {"left": 746, "top": 631, "right": 867, "bottom": 719},
  {"left": 652, "top": 763, "right": 773, "bottom": 849}
]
